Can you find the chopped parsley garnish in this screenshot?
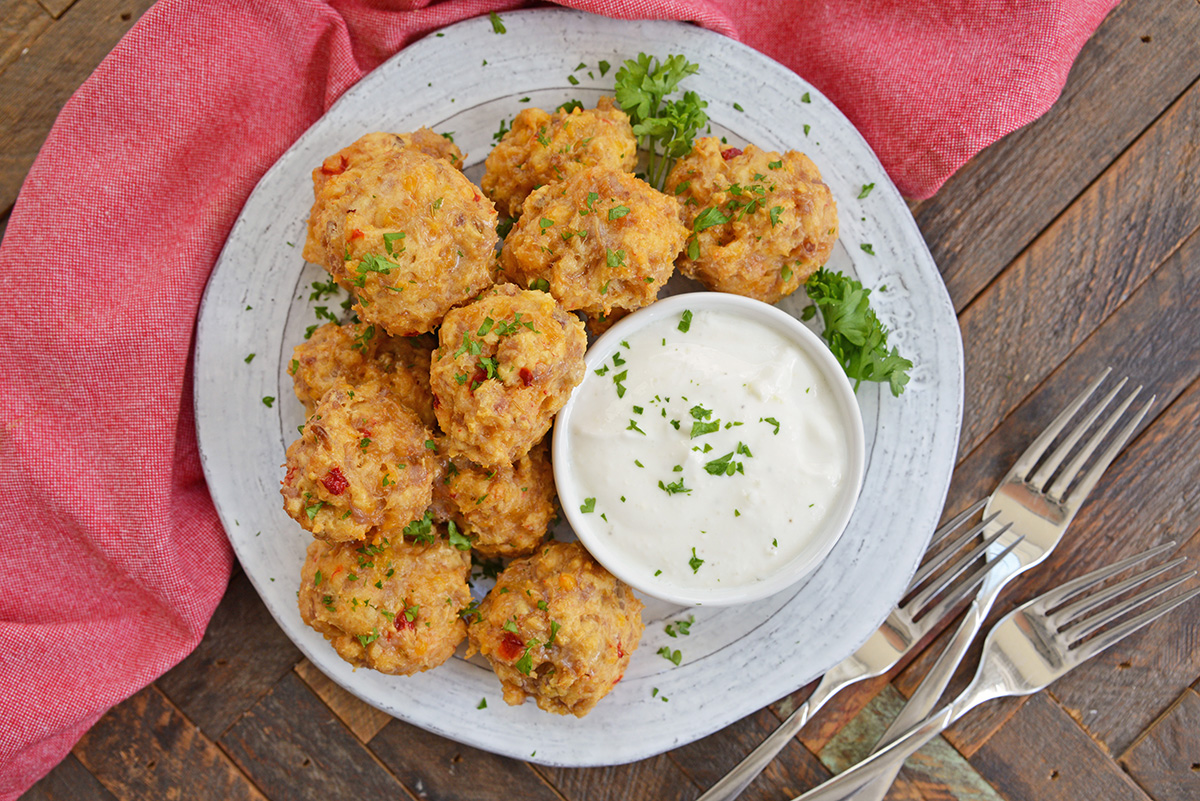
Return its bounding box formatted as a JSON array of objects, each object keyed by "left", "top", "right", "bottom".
[
  {"left": 262, "top": 396, "right": 275, "bottom": 408},
  {"left": 580, "top": 497, "right": 596, "bottom": 513},
  {"left": 489, "top": 11, "right": 505, "bottom": 33},
  {"left": 657, "top": 646, "right": 682, "bottom": 666},
  {"left": 690, "top": 420, "right": 720, "bottom": 438},
  {"left": 658, "top": 478, "right": 691, "bottom": 495},
  {"left": 665, "top": 615, "right": 694, "bottom": 637},
  {"left": 689, "top": 547, "right": 704, "bottom": 573},
  {"left": 678, "top": 309, "right": 693, "bottom": 333},
  {"left": 608, "top": 205, "right": 631, "bottom": 220},
  {"left": 858, "top": 182, "right": 876, "bottom": 199},
  {"left": 403, "top": 511, "right": 435, "bottom": 543}
]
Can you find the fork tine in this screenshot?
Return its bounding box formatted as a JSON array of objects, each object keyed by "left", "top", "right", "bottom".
[
  {"left": 1035, "top": 542, "right": 1177, "bottom": 610},
  {"left": 1051, "top": 556, "right": 1188, "bottom": 629},
  {"left": 917, "top": 536, "right": 1025, "bottom": 624},
  {"left": 906, "top": 523, "right": 1013, "bottom": 613},
  {"left": 1060, "top": 567, "right": 1195, "bottom": 643},
  {"left": 1069, "top": 584, "right": 1200, "bottom": 664},
  {"left": 907, "top": 510, "right": 1000, "bottom": 595},
  {"left": 927, "top": 499, "right": 989, "bottom": 551},
  {"left": 1008, "top": 368, "right": 1111, "bottom": 483},
  {"left": 1029, "top": 377, "right": 1127, "bottom": 491},
  {"left": 1054, "top": 393, "right": 1154, "bottom": 506}
]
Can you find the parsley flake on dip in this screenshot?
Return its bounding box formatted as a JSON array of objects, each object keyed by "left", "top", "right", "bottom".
[{"left": 554, "top": 293, "right": 865, "bottom": 606}]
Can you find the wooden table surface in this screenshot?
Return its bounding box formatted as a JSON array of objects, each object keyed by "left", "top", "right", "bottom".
[{"left": 6, "top": 1, "right": 1200, "bottom": 799}]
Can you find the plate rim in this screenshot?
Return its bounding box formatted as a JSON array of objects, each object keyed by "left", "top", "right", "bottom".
[{"left": 194, "top": 6, "right": 963, "bottom": 768}]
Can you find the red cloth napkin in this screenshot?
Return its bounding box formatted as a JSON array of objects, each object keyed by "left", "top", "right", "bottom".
[{"left": 0, "top": 0, "right": 1116, "bottom": 795}]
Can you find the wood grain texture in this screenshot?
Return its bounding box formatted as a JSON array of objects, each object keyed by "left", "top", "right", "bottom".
[
  {"left": 19, "top": 754, "right": 116, "bottom": 801},
  {"left": 1119, "top": 687, "right": 1200, "bottom": 801},
  {"left": 293, "top": 659, "right": 391, "bottom": 743},
  {"left": 220, "top": 672, "right": 409, "bottom": 801},
  {"left": 0, "top": 0, "right": 153, "bottom": 214},
  {"left": 912, "top": 0, "right": 1200, "bottom": 311},
  {"left": 72, "top": 686, "right": 266, "bottom": 801},
  {"left": 970, "top": 693, "right": 1153, "bottom": 801},
  {"left": 818, "top": 685, "right": 1003, "bottom": 801},
  {"left": 540, "top": 755, "right": 699, "bottom": 801},
  {"left": 156, "top": 568, "right": 301, "bottom": 739},
  {"left": 369, "top": 717, "right": 563, "bottom": 801},
  {"left": 668, "top": 705, "right": 832, "bottom": 800},
  {"left": 36, "top": 0, "right": 78, "bottom": 19},
  {"left": 0, "top": 0, "right": 52, "bottom": 74},
  {"left": 955, "top": 76, "right": 1200, "bottom": 458}
]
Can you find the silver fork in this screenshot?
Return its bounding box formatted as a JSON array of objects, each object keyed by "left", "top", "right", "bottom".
[
  {"left": 844, "top": 369, "right": 1153, "bottom": 801},
  {"left": 694, "top": 501, "right": 1022, "bottom": 801},
  {"left": 791, "top": 543, "right": 1200, "bottom": 801}
]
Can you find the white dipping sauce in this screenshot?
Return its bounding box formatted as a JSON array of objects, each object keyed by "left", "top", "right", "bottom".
[{"left": 561, "top": 305, "right": 852, "bottom": 599}]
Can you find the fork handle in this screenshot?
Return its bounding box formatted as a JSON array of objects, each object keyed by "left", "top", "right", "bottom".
[
  {"left": 695, "top": 669, "right": 854, "bottom": 801},
  {"left": 788, "top": 701, "right": 960, "bottom": 801},
  {"left": 839, "top": 586, "right": 999, "bottom": 801}
]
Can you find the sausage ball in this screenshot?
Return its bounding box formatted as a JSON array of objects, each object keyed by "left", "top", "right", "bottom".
[
  {"left": 290, "top": 321, "right": 437, "bottom": 429},
  {"left": 304, "top": 142, "right": 497, "bottom": 335},
  {"left": 305, "top": 130, "right": 464, "bottom": 212},
  {"left": 430, "top": 436, "right": 557, "bottom": 558},
  {"left": 665, "top": 138, "right": 839, "bottom": 304},
  {"left": 482, "top": 97, "right": 638, "bottom": 218},
  {"left": 281, "top": 386, "right": 435, "bottom": 543},
  {"left": 298, "top": 533, "right": 472, "bottom": 675},
  {"left": 500, "top": 166, "right": 687, "bottom": 321},
  {"left": 467, "top": 541, "right": 644, "bottom": 717},
  {"left": 429, "top": 284, "right": 586, "bottom": 467}
]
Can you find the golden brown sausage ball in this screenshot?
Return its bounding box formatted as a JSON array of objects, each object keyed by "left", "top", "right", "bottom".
[
  {"left": 467, "top": 541, "right": 644, "bottom": 717},
  {"left": 429, "top": 284, "right": 586, "bottom": 467},
  {"left": 298, "top": 533, "right": 471, "bottom": 675},
  {"left": 304, "top": 143, "right": 497, "bottom": 336},
  {"left": 500, "top": 166, "right": 687, "bottom": 321},
  {"left": 305, "top": 129, "right": 464, "bottom": 208},
  {"left": 290, "top": 321, "right": 437, "bottom": 429},
  {"left": 281, "top": 386, "right": 435, "bottom": 543},
  {"left": 430, "top": 437, "right": 556, "bottom": 558},
  {"left": 482, "top": 97, "right": 638, "bottom": 218},
  {"left": 665, "top": 138, "right": 838, "bottom": 304}
]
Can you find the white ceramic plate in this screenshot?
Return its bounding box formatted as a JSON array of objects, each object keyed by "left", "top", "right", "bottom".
[{"left": 194, "top": 8, "right": 962, "bottom": 767}]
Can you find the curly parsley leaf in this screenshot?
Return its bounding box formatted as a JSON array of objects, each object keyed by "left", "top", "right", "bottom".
[
  {"left": 613, "top": 53, "right": 708, "bottom": 191},
  {"left": 803, "top": 268, "right": 912, "bottom": 396}
]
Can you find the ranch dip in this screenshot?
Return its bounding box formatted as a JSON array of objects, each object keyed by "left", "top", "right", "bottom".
[{"left": 560, "top": 304, "right": 853, "bottom": 600}]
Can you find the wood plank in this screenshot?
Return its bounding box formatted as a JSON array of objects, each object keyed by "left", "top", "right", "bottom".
[
  {"left": 912, "top": 0, "right": 1200, "bottom": 311},
  {"left": 36, "top": 0, "right": 77, "bottom": 20},
  {"left": 19, "top": 753, "right": 117, "bottom": 801},
  {"left": 368, "top": 718, "right": 562, "bottom": 801},
  {"left": 817, "top": 685, "right": 1003, "bottom": 801},
  {"left": 970, "top": 693, "right": 1153, "bottom": 801},
  {"left": 0, "top": 0, "right": 154, "bottom": 214},
  {"left": 1119, "top": 687, "right": 1200, "bottom": 801},
  {"left": 955, "top": 76, "right": 1200, "bottom": 458},
  {"left": 156, "top": 567, "right": 302, "bottom": 739},
  {"left": 0, "top": 0, "right": 52, "bottom": 74},
  {"left": 898, "top": 375, "right": 1200, "bottom": 758},
  {"left": 293, "top": 658, "right": 391, "bottom": 743},
  {"left": 540, "top": 755, "right": 700, "bottom": 801},
  {"left": 72, "top": 685, "right": 266, "bottom": 801},
  {"left": 219, "top": 672, "right": 410, "bottom": 801},
  {"left": 668, "top": 705, "right": 832, "bottom": 801}
]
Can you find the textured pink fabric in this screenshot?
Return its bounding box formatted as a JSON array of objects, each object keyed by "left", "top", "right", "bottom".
[{"left": 0, "top": 0, "right": 1115, "bottom": 795}]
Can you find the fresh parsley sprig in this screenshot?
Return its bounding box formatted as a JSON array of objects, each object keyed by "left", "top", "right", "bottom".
[
  {"left": 614, "top": 53, "right": 709, "bottom": 191},
  {"left": 803, "top": 268, "right": 912, "bottom": 396}
]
